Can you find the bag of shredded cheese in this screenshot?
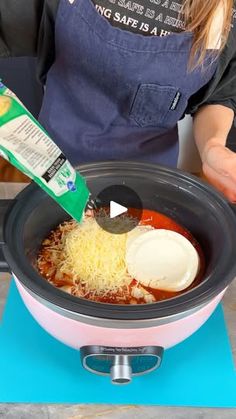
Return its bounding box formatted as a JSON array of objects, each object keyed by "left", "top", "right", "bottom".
[{"left": 0, "top": 82, "right": 89, "bottom": 222}]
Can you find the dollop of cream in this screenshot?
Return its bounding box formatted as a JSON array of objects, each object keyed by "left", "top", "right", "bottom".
[{"left": 126, "top": 229, "right": 199, "bottom": 292}]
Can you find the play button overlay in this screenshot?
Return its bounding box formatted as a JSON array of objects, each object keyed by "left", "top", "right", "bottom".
[
  {"left": 110, "top": 201, "right": 127, "bottom": 218},
  {"left": 93, "top": 185, "right": 143, "bottom": 234}
]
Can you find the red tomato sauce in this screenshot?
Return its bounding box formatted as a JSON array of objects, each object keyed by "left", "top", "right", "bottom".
[{"left": 37, "top": 209, "right": 205, "bottom": 304}]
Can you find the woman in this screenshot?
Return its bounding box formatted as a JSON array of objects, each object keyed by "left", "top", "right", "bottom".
[{"left": 0, "top": 0, "right": 236, "bottom": 201}]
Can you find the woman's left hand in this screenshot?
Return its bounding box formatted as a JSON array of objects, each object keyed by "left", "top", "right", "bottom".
[{"left": 202, "top": 140, "right": 236, "bottom": 203}]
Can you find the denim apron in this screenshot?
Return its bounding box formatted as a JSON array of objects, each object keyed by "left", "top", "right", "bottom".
[{"left": 39, "top": 0, "right": 217, "bottom": 167}]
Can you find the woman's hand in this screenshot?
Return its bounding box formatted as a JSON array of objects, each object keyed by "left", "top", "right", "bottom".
[
  {"left": 201, "top": 139, "right": 236, "bottom": 202},
  {"left": 193, "top": 104, "right": 235, "bottom": 202}
]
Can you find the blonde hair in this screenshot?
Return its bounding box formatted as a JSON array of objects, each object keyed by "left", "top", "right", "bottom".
[{"left": 182, "top": 0, "right": 233, "bottom": 68}]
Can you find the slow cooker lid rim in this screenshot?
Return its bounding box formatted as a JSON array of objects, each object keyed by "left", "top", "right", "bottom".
[
  {"left": 6, "top": 161, "right": 233, "bottom": 204},
  {"left": 3, "top": 164, "right": 236, "bottom": 320},
  {"left": 6, "top": 204, "right": 235, "bottom": 316},
  {"left": 5, "top": 243, "right": 235, "bottom": 321},
  {"left": 11, "top": 268, "right": 232, "bottom": 320},
  {"left": 3, "top": 219, "right": 236, "bottom": 318},
  {"left": 16, "top": 279, "right": 218, "bottom": 326}
]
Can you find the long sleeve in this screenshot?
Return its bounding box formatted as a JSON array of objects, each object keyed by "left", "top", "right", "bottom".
[
  {"left": 0, "top": 0, "right": 44, "bottom": 57},
  {"left": 203, "top": 50, "right": 236, "bottom": 113},
  {"left": 0, "top": 0, "right": 59, "bottom": 84},
  {"left": 0, "top": 0, "right": 58, "bottom": 59},
  {"left": 188, "top": 17, "right": 236, "bottom": 116}
]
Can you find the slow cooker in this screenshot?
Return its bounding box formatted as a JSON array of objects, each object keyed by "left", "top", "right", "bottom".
[{"left": 0, "top": 161, "right": 236, "bottom": 385}]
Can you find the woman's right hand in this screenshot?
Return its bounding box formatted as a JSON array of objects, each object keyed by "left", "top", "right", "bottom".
[{"left": 202, "top": 141, "right": 236, "bottom": 203}]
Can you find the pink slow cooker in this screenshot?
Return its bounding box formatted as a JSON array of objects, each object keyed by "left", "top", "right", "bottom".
[{"left": 0, "top": 161, "right": 236, "bottom": 384}]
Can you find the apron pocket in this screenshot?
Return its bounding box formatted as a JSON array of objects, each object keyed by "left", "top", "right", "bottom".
[{"left": 129, "top": 83, "right": 187, "bottom": 129}]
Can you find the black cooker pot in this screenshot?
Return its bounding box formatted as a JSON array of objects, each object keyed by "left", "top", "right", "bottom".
[{"left": 0, "top": 161, "right": 235, "bottom": 384}]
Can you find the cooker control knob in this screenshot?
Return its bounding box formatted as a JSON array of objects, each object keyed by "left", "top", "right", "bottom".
[
  {"left": 80, "top": 345, "right": 164, "bottom": 385},
  {"left": 110, "top": 355, "right": 132, "bottom": 385}
]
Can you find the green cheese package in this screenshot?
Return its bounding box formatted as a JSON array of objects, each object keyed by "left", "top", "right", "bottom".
[{"left": 0, "top": 83, "right": 89, "bottom": 222}]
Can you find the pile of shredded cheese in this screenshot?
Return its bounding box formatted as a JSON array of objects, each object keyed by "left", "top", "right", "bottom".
[{"left": 58, "top": 213, "right": 137, "bottom": 295}]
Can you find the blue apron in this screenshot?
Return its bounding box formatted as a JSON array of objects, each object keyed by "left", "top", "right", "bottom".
[{"left": 39, "top": 0, "right": 217, "bottom": 167}]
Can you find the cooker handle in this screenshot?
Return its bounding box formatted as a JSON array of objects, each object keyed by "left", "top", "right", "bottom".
[{"left": 0, "top": 199, "right": 14, "bottom": 272}]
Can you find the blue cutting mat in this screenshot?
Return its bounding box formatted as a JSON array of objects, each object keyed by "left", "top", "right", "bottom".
[{"left": 0, "top": 280, "right": 235, "bottom": 406}]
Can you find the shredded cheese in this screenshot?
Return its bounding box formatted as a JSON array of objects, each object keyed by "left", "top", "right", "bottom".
[{"left": 59, "top": 213, "right": 137, "bottom": 294}]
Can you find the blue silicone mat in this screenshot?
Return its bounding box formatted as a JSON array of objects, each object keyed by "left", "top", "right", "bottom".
[{"left": 0, "top": 280, "right": 235, "bottom": 406}]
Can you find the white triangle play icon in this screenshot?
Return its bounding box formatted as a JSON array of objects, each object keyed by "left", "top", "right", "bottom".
[{"left": 110, "top": 201, "right": 127, "bottom": 218}]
